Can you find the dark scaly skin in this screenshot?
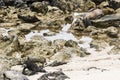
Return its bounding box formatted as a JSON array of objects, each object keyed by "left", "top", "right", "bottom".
[{"left": 22, "top": 58, "right": 46, "bottom": 75}]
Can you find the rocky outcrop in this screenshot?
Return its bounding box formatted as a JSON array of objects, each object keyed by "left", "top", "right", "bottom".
[
  {"left": 31, "top": 2, "right": 48, "bottom": 14},
  {"left": 91, "top": 14, "right": 120, "bottom": 27},
  {"left": 3, "top": 70, "right": 29, "bottom": 80}
]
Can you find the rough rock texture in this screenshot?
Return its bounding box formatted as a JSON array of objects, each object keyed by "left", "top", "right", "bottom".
[
  {"left": 3, "top": 70, "right": 29, "bottom": 80},
  {"left": 0, "top": 0, "right": 119, "bottom": 80},
  {"left": 91, "top": 14, "right": 120, "bottom": 27}
]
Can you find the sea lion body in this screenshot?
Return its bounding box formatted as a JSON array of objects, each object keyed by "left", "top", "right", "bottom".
[{"left": 85, "top": 9, "right": 103, "bottom": 20}]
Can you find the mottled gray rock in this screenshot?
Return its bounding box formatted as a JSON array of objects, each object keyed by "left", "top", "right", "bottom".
[
  {"left": 90, "top": 40, "right": 109, "bottom": 51},
  {"left": 17, "top": 23, "right": 36, "bottom": 32},
  {"left": 38, "top": 69, "right": 69, "bottom": 80},
  {"left": 18, "top": 13, "right": 40, "bottom": 23},
  {"left": 65, "top": 40, "right": 78, "bottom": 47},
  {"left": 3, "top": 70, "right": 29, "bottom": 80},
  {"left": 31, "top": 2, "right": 48, "bottom": 14},
  {"left": 51, "top": 47, "right": 86, "bottom": 63},
  {"left": 105, "top": 26, "right": 119, "bottom": 38},
  {"left": 3, "top": 35, "right": 20, "bottom": 56},
  {"left": 91, "top": 14, "right": 120, "bottom": 27},
  {"left": 108, "top": 0, "right": 120, "bottom": 9},
  {"left": 0, "top": 57, "right": 20, "bottom": 79},
  {"left": 43, "top": 31, "right": 56, "bottom": 36},
  {"left": 71, "top": 18, "right": 85, "bottom": 31},
  {"left": 108, "top": 46, "right": 120, "bottom": 54},
  {"left": 65, "top": 15, "right": 74, "bottom": 24}
]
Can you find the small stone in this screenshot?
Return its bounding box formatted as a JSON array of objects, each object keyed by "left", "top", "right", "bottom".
[{"left": 105, "top": 26, "right": 119, "bottom": 38}]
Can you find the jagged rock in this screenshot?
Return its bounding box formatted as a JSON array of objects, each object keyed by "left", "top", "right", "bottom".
[
  {"left": 91, "top": 14, "right": 120, "bottom": 27},
  {"left": 30, "top": 35, "right": 52, "bottom": 46},
  {"left": 47, "top": 20, "right": 65, "bottom": 31},
  {"left": 43, "top": 31, "right": 56, "bottom": 36},
  {"left": 116, "top": 8, "right": 120, "bottom": 13},
  {"left": 65, "top": 40, "right": 78, "bottom": 47},
  {"left": 48, "top": 60, "right": 67, "bottom": 67},
  {"left": 17, "top": 23, "right": 36, "bottom": 32},
  {"left": 83, "top": 0, "right": 96, "bottom": 11},
  {"left": 104, "top": 26, "right": 119, "bottom": 38},
  {"left": 21, "top": 35, "right": 56, "bottom": 58},
  {"left": 65, "top": 15, "right": 74, "bottom": 24},
  {"left": 108, "top": 46, "right": 120, "bottom": 54},
  {"left": 0, "top": 23, "right": 18, "bottom": 28},
  {"left": 0, "top": 0, "right": 27, "bottom": 7},
  {"left": 98, "top": 1, "right": 109, "bottom": 8},
  {"left": 108, "top": 0, "right": 120, "bottom": 9},
  {"left": 38, "top": 69, "right": 69, "bottom": 80},
  {"left": 0, "top": 57, "right": 20, "bottom": 79},
  {"left": 18, "top": 13, "right": 40, "bottom": 23},
  {"left": 90, "top": 40, "right": 109, "bottom": 51},
  {"left": 50, "top": 0, "right": 76, "bottom": 13},
  {"left": 31, "top": 2, "right": 48, "bottom": 14},
  {"left": 92, "top": 0, "right": 104, "bottom": 5},
  {"left": 53, "top": 39, "right": 66, "bottom": 51},
  {"left": 3, "top": 35, "right": 20, "bottom": 56},
  {"left": 51, "top": 47, "right": 86, "bottom": 63},
  {"left": 109, "top": 39, "right": 120, "bottom": 46},
  {"left": 84, "top": 26, "right": 96, "bottom": 32},
  {"left": 3, "top": 70, "right": 29, "bottom": 80},
  {"left": 71, "top": 18, "right": 85, "bottom": 31}
]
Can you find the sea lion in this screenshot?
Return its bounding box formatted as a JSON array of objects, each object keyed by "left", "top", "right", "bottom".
[
  {"left": 83, "top": 9, "right": 103, "bottom": 26},
  {"left": 83, "top": 7, "right": 115, "bottom": 26}
]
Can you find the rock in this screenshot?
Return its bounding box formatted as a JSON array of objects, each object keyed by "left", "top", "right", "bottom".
[
  {"left": 31, "top": 2, "right": 48, "bottom": 14},
  {"left": 108, "top": 46, "right": 120, "bottom": 54},
  {"left": 50, "top": 0, "right": 75, "bottom": 13},
  {"left": 108, "top": 0, "right": 120, "bottom": 9},
  {"left": 14, "top": 0, "right": 27, "bottom": 8},
  {"left": 91, "top": 14, "right": 120, "bottom": 27},
  {"left": 71, "top": 18, "right": 85, "bottom": 31},
  {"left": 17, "top": 23, "right": 36, "bottom": 32},
  {"left": 83, "top": 0, "right": 96, "bottom": 11},
  {"left": 21, "top": 35, "right": 56, "bottom": 58},
  {"left": 38, "top": 69, "right": 69, "bottom": 80},
  {"left": 65, "top": 15, "right": 74, "bottom": 24},
  {"left": 51, "top": 51, "right": 71, "bottom": 63},
  {"left": 43, "top": 31, "right": 56, "bottom": 36},
  {"left": 90, "top": 40, "right": 109, "bottom": 51},
  {"left": 84, "top": 26, "right": 96, "bottom": 32},
  {"left": 105, "top": 26, "right": 119, "bottom": 38},
  {"left": 65, "top": 40, "right": 78, "bottom": 47},
  {"left": 0, "top": 0, "right": 5, "bottom": 6},
  {"left": 30, "top": 35, "right": 52, "bottom": 46},
  {"left": 47, "top": 20, "right": 65, "bottom": 31},
  {"left": 3, "top": 70, "right": 29, "bottom": 80},
  {"left": 3, "top": 35, "right": 20, "bottom": 56},
  {"left": 0, "top": 23, "right": 18, "bottom": 28},
  {"left": 98, "top": 1, "right": 109, "bottom": 8},
  {"left": 48, "top": 60, "right": 67, "bottom": 67},
  {"left": 53, "top": 39, "right": 66, "bottom": 51},
  {"left": 109, "top": 39, "right": 120, "bottom": 46},
  {"left": 92, "top": 0, "right": 104, "bottom": 5},
  {"left": 0, "top": 57, "right": 20, "bottom": 79},
  {"left": 116, "top": 8, "right": 120, "bottom": 13},
  {"left": 18, "top": 13, "right": 40, "bottom": 23},
  {"left": 51, "top": 47, "right": 86, "bottom": 63}
]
